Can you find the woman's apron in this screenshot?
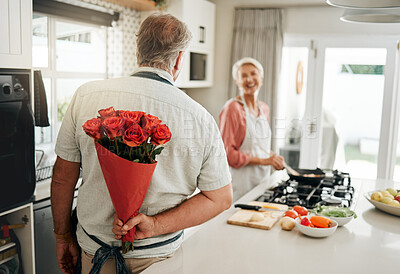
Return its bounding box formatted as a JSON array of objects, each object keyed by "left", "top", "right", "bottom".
[{"left": 230, "top": 96, "right": 272, "bottom": 201}]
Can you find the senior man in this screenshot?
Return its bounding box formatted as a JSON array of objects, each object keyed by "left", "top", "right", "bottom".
[{"left": 51, "top": 13, "right": 232, "bottom": 274}]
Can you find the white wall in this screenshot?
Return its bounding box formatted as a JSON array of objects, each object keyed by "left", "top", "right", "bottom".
[{"left": 186, "top": 0, "right": 400, "bottom": 121}]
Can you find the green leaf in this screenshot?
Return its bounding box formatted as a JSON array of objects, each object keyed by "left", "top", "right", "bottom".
[{"left": 151, "top": 147, "right": 164, "bottom": 159}]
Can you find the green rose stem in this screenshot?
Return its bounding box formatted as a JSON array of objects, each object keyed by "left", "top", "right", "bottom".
[
  {"left": 114, "top": 138, "right": 120, "bottom": 156},
  {"left": 129, "top": 147, "right": 133, "bottom": 161},
  {"left": 148, "top": 146, "right": 157, "bottom": 163}
]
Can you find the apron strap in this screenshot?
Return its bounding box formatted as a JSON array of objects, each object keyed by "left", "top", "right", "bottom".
[
  {"left": 131, "top": 71, "right": 174, "bottom": 86},
  {"left": 81, "top": 226, "right": 128, "bottom": 274},
  {"left": 81, "top": 225, "right": 184, "bottom": 274},
  {"left": 236, "top": 95, "right": 264, "bottom": 117}
]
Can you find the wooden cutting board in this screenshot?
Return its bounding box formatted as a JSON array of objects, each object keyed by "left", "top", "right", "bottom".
[{"left": 227, "top": 202, "right": 288, "bottom": 230}]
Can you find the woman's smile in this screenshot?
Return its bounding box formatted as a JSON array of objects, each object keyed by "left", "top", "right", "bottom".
[{"left": 236, "top": 64, "right": 263, "bottom": 95}]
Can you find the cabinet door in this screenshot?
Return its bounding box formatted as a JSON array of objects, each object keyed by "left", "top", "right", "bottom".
[
  {"left": 0, "top": 0, "right": 32, "bottom": 69},
  {"left": 199, "top": 0, "right": 215, "bottom": 50},
  {"left": 182, "top": 0, "right": 215, "bottom": 50},
  {"left": 0, "top": 203, "right": 35, "bottom": 274}
]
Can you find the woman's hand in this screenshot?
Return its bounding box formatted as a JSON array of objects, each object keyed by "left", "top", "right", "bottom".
[{"left": 264, "top": 154, "right": 284, "bottom": 170}]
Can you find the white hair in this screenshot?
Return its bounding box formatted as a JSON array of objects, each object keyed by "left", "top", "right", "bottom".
[{"left": 232, "top": 57, "right": 264, "bottom": 81}]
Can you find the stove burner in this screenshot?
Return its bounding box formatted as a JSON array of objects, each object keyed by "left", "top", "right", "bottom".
[
  {"left": 333, "top": 190, "right": 347, "bottom": 198},
  {"left": 256, "top": 169, "right": 354, "bottom": 209},
  {"left": 287, "top": 194, "right": 300, "bottom": 206}
]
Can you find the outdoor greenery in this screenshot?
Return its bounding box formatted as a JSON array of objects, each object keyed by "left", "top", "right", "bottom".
[
  {"left": 344, "top": 144, "right": 400, "bottom": 165},
  {"left": 57, "top": 98, "right": 71, "bottom": 121},
  {"left": 341, "top": 64, "right": 384, "bottom": 75}
]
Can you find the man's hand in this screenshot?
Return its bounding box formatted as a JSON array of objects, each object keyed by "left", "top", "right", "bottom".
[
  {"left": 55, "top": 233, "right": 80, "bottom": 274},
  {"left": 112, "top": 213, "right": 157, "bottom": 240},
  {"left": 112, "top": 184, "right": 232, "bottom": 240}
]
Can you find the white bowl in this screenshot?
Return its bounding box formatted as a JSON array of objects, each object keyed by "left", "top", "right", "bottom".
[
  {"left": 365, "top": 191, "right": 400, "bottom": 217},
  {"left": 295, "top": 217, "right": 338, "bottom": 238},
  {"left": 317, "top": 213, "right": 354, "bottom": 226}
]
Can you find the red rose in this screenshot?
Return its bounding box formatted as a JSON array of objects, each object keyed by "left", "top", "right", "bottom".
[
  {"left": 98, "top": 107, "right": 116, "bottom": 118},
  {"left": 141, "top": 114, "right": 161, "bottom": 135},
  {"left": 151, "top": 124, "right": 171, "bottom": 145},
  {"left": 103, "top": 116, "right": 125, "bottom": 139},
  {"left": 120, "top": 111, "right": 145, "bottom": 126},
  {"left": 82, "top": 118, "right": 102, "bottom": 139},
  {"left": 123, "top": 124, "right": 147, "bottom": 147}
]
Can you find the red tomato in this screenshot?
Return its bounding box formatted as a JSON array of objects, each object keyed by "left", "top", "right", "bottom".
[
  {"left": 300, "top": 217, "right": 311, "bottom": 227},
  {"left": 293, "top": 205, "right": 308, "bottom": 216},
  {"left": 283, "top": 210, "right": 299, "bottom": 219}
]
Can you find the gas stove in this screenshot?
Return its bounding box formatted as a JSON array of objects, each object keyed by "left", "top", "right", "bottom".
[{"left": 256, "top": 170, "right": 357, "bottom": 209}]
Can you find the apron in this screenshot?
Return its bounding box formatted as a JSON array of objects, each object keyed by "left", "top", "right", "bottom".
[{"left": 230, "top": 96, "right": 272, "bottom": 201}]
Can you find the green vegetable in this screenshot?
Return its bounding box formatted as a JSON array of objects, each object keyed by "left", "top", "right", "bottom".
[{"left": 311, "top": 205, "right": 357, "bottom": 219}]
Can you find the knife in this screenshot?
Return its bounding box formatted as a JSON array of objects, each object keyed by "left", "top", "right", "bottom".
[{"left": 234, "top": 204, "right": 284, "bottom": 212}]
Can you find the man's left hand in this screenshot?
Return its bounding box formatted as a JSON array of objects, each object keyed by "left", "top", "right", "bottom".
[{"left": 112, "top": 213, "right": 157, "bottom": 240}]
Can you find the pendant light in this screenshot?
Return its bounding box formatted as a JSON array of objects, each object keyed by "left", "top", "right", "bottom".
[
  {"left": 340, "top": 8, "right": 400, "bottom": 23},
  {"left": 327, "top": 0, "right": 400, "bottom": 9},
  {"left": 327, "top": 0, "right": 400, "bottom": 23}
]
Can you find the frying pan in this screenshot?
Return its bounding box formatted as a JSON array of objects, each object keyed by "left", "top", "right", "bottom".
[{"left": 288, "top": 168, "right": 325, "bottom": 184}]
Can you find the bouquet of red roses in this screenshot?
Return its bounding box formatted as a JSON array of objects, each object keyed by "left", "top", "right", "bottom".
[{"left": 82, "top": 107, "right": 171, "bottom": 253}]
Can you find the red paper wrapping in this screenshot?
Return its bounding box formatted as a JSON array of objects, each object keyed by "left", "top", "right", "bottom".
[{"left": 95, "top": 142, "right": 157, "bottom": 243}]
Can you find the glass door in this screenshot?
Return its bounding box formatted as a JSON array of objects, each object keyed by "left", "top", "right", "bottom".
[
  {"left": 320, "top": 48, "right": 386, "bottom": 179},
  {"left": 297, "top": 36, "right": 398, "bottom": 180}
]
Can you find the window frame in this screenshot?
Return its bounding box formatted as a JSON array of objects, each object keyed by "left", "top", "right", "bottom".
[{"left": 33, "top": 12, "right": 108, "bottom": 144}]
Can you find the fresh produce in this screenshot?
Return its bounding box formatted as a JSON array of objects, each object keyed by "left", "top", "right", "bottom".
[
  {"left": 388, "top": 200, "right": 400, "bottom": 207},
  {"left": 310, "top": 216, "right": 332, "bottom": 228},
  {"left": 300, "top": 217, "right": 311, "bottom": 227},
  {"left": 370, "top": 189, "right": 400, "bottom": 206},
  {"left": 293, "top": 205, "right": 308, "bottom": 216},
  {"left": 371, "top": 192, "right": 384, "bottom": 201},
  {"left": 312, "top": 205, "right": 357, "bottom": 219},
  {"left": 381, "top": 197, "right": 394, "bottom": 204},
  {"left": 283, "top": 210, "right": 299, "bottom": 219},
  {"left": 387, "top": 188, "right": 398, "bottom": 197},
  {"left": 279, "top": 216, "right": 296, "bottom": 231},
  {"left": 381, "top": 190, "right": 393, "bottom": 198},
  {"left": 249, "top": 212, "right": 265, "bottom": 222}
]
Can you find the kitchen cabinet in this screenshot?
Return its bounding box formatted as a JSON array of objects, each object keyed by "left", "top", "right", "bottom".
[
  {"left": 0, "top": 203, "right": 35, "bottom": 274},
  {"left": 0, "top": 0, "right": 32, "bottom": 69},
  {"left": 102, "top": 0, "right": 156, "bottom": 10},
  {"left": 167, "top": 0, "right": 215, "bottom": 88},
  {"left": 168, "top": 0, "right": 215, "bottom": 51}
]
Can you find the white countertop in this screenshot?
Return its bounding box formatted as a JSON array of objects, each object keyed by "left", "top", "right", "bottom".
[
  {"left": 143, "top": 178, "right": 400, "bottom": 274},
  {"left": 34, "top": 178, "right": 82, "bottom": 202}
]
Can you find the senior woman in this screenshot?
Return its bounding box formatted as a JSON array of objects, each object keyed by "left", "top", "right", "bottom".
[{"left": 219, "top": 57, "right": 284, "bottom": 201}]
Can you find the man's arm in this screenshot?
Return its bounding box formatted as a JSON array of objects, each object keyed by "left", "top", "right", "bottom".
[
  {"left": 51, "top": 156, "right": 81, "bottom": 274},
  {"left": 113, "top": 183, "right": 233, "bottom": 239},
  {"left": 51, "top": 156, "right": 80, "bottom": 234}
]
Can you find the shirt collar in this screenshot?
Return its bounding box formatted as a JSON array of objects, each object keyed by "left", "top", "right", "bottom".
[{"left": 134, "top": 67, "right": 175, "bottom": 85}]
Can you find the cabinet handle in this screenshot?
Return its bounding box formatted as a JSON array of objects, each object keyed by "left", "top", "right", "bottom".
[{"left": 199, "top": 26, "right": 205, "bottom": 43}]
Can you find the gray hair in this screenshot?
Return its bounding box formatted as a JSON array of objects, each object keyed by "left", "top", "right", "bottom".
[
  {"left": 232, "top": 57, "right": 264, "bottom": 81},
  {"left": 136, "top": 13, "right": 192, "bottom": 72}
]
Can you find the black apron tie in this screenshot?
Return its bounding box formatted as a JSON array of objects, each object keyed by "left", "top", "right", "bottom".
[{"left": 82, "top": 226, "right": 128, "bottom": 274}]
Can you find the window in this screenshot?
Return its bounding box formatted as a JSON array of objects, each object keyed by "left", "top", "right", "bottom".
[{"left": 33, "top": 14, "right": 107, "bottom": 144}]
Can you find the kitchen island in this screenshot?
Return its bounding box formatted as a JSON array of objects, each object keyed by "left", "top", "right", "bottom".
[{"left": 143, "top": 178, "right": 400, "bottom": 274}]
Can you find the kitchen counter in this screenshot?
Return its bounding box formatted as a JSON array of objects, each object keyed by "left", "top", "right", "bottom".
[{"left": 143, "top": 178, "right": 400, "bottom": 274}]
